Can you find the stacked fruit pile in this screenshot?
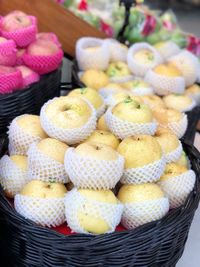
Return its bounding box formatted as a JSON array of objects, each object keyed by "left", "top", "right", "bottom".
[
  {"left": 0, "top": 36, "right": 197, "bottom": 235},
  {"left": 0, "top": 10, "right": 63, "bottom": 94}
]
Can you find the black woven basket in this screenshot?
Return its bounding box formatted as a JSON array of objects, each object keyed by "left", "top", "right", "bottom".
[
  {"left": 0, "top": 68, "right": 62, "bottom": 136},
  {"left": 0, "top": 137, "right": 200, "bottom": 267}
]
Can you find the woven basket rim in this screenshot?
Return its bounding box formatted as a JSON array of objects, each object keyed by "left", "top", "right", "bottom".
[{"left": 0, "top": 137, "right": 199, "bottom": 243}]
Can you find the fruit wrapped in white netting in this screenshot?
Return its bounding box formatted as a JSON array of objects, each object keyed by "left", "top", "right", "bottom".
[
  {"left": 64, "top": 148, "right": 124, "bottom": 189},
  {"left": 155, "top": 41, "right": 180, "bottom": 60},
  {"left": 0, "top": 155, "right": 28, "bottom": 197},
  {"left": 40, "top": 98, "right": 97, "bottom": 145},
  {"left": 127, "top": 43, "right": 163, "bottom": 77},
  {"left": 64, "top": 188, "right": 123, "bottom": 234},
  {"left": 121, "top": 156, "right": 166, "bottom": 184},
  {"left": 121, "top": 198, "right": 169, "bottom": 229},
  {"left": 160, "top": 114, "right": 188, "bottom": 139},
  {"left": 105, "top": 107, "right": 157, "bottom": 139},
  {"left": 109, "top": 75, "right": 133, "bottom": 84},
  {"left": 145, "top": 69, "right": 185, "bottom": 96},
  {"left": 105, "top": 39, "right": 127, "bottom": 63},
  {"left": 187, "top": 91, "right": 200, "bottom": 105},
  {"left": 157, "top": 170, "right": 196, "bottom": 209},
  {"left": 164, "top": 141, "right": 183, "bottom": 164},
  {"left": 99, "top": 87, "right": 124, "bottom": 100},
  {"left": 96, "top": 101, "right": 106, "bottom": 119},
  {"left": 14, "top": 195, "right": 66, "bottom": 227},
  {"left": 168, "top": 50, "right": 200, "bottom": 86},
  {"left": 76, "top": 37, "right": 109, "bottom": 71},
  {"left": 27, "top": 142, "right": 69, "bottom": 183},
  {"left": 8, "top": 115, "right": 42, "bottom": 155},
  {"left": 131, "top": 86, "right": 154, "bottom": 96}
]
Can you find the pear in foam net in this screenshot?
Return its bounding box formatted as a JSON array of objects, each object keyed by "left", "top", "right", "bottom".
[
  {"left": 27, "top": 138, "right": 69, "bottom": 183},
  {"left": 68, "top": 87, "right": 105, "bottom": 118},
  {"left": 8, "top": 114, "right": 48, "bottom": 155},
  {"left": 40, "top": 96, "right": 96, "bottom": 145},
  {"left": 64, "top": 142, "right": 124, "bottom": 190},
  {"left": 0, "top": 155, "right": 28, "bottom": 198},
  {"left": 83, "top": 130, "right": 120, "bottom": 150},
  {"left": 145, "top": 63, "right": 185, "bottom": 95},
  {"left": 105, "top": 98, "right": 157, "bottom": 139},
  {"left": 158, "top": 163, "right": 196, "bottom": 209},
  {"left": 163, "top": 94, "right": 195, "bottom": 112},
  {"left": 65, "top": 188, "right": 123, "bottom": 234},
  {"left": 117, "top": 135, "right": 165, "bottom": 184},
  {"left": 118, "top": 183, "right": 169, "bottom": 229},
  {"left": 80, "top": 69, "right": 109, "bottom": 90},
  {"left": 14, "top": 180, "right": 67, "bottom": 227}
]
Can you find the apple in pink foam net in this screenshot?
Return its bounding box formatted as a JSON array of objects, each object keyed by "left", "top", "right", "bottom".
[
  {"left": 0, "top": 66, "right": 16, "bottom": 74},
  {"left": 27, "top": 40, "right": 59, "bottom": 56},
  {"left": 16, "top": 65, "right": 39, "bottom": 87},
  {"left": 36, "top": 32, "right": 61, "bottom": 47},
  {"left": 1, "top": 10, "right": 32, "bottom": 32}
]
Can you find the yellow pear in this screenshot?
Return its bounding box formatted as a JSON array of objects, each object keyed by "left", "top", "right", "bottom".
[
  {"left": 141, "top": 95, "right": 166, "bottom": 109},
  {"left": 21, "top": 180, "right": 67, "bottom": 198},
  {"left": 10, "top": 155, "right": 28, "bottom": 171},
  {"left": 97, "top": 114, "right": 109, "bottom": 131},
  {"left": 45, "top": 96, "right": 91, "bottom": 129},
  {"left": 106, "top": 61, "right": 131, "bottom": 78},
  {"left": 117, "top": 135, "right": 162, "bottom": 168},
  {"left": 153, "top": 63, "right": 182, "bottom": 77},
  {"left": 160, "top": 163, "right": 187, "bottom": 181},
  {"left": 80, "top": 69, "right": 109, "bottom": 90},
  {"left": 112, "top": 98, "right": 152, "bottom": 123},
  {"left": 37, "top": 138, "right": 69, "bottom": 164},
  {"left": 176, "top": 152, "right": 188, "bottom": 168},
  {"left": 78, "top": 189, "right": 118, "bottom": 234},
  {"left": 155, "top": 132, "right": 179, "bottom": 154},
  {"left": 133, "top": 49, "right": 155, "bottom": 65},
  {"left": 163, "top": 94, "right": 193, "bottom": 111},
  {"left": 84, "top": 130, "right": 120, "bottom": 149},
  {"left": 74, "top": 142, "right": 118, "bottom": 161},
  {"left": 118, "top": 183, "right": 164, "bottom": 203},
  {"left": 68, "top": 87, "right": 103, "bottom": 109},
  {"left": 17, "top": 115, "right": 47, "bottom": 138}
]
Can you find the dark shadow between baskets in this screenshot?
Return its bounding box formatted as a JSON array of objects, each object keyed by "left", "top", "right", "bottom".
[
  {"left": 0, "top": 67, "right": 62, "bottom": 136},
  {"left": 0, "top": 136, "right": 199, "bottom": 267}
]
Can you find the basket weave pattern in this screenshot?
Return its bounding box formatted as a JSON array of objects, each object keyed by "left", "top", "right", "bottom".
[{"left": 0, "top": 137, "right": 199, "bottom": 267}]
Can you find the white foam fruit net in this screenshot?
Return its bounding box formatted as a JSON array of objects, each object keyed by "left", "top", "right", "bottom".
[
  {"left": 8, "top": 115, "right": 42, "bottom": 155},
  {"left": 105, "top": 39, "right": 127, "bottom": 63},
  {"left": 96, "top": 101, "right": 106, "bottom": 119},
  {"left": 14, "top": 194, "right": 66, "bottom": 227},
  {"left": 64, "top": 148, "right": 124, "bottom": 189},
  {"left": 27, "top": 142, "right": 69, "bottom": 183},
  {"left": 131, "top": 87, "right": 154, "bottom": 96},
  {"left": 168, "top": 50, "right": 200, "bottom": 86},
  {"left": 109, "top": 75, "right": 133, "bottom": 84},
  {"left": 40, "top": 98, "right": 97, "bottom": 145},
  {"left": 0, "top": 155, "right": 28, "bottom": 197},
  {"left": 145, "top": 69, "right": 185, "bottom": 96},
  {"left": 64, "top": 188, "right": 123, "bottom": 234},
  {"left": 76, "top": 37, "right": 109, "bottom": 71},
  {"left": 160, "top": 114, "right": 188, "bottom": 139},
  {"left": 105, "top": 107, "right": 157, "bottom": 139},
  {"left": 99, "top": 87, "right": 124, "bottom": 100},
  {"left": 127, "top": 43, "right": 163, "bottom": 77},
  {"left": 121, "top": 156, "right": 166, "bottom": 184},
  {"left": 155, "top": 41, "right": 180, "bottom": 60},
  {"left": 164, "top": 141, "right": 183, "bottom": 164},
  {"left": 121, "top": 197, "right": 169, "bottom": 229},
  {"left": 157, "top": 170, "right": 196, "bottom": 209}
]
